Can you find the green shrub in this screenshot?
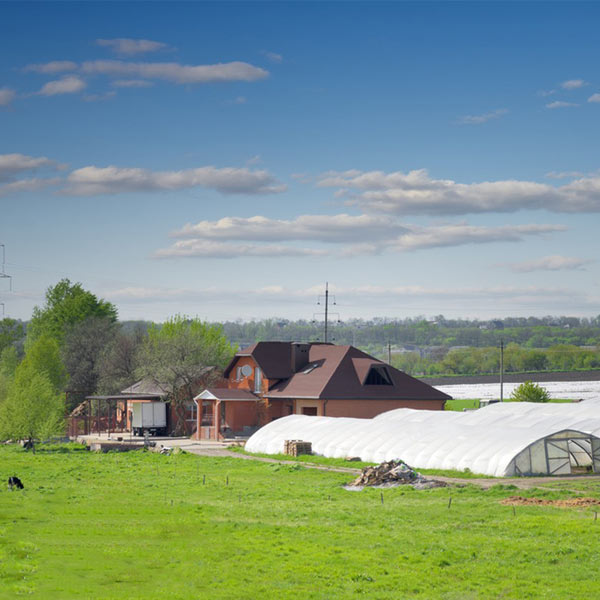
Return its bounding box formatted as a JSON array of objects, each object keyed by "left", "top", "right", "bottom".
[{"left": 510, "top": 380, "right": 550, "bottom": 403}]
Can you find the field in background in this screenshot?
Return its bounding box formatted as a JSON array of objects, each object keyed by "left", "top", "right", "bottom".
[
  {"left": 2, "top": 444, "right": 600, "bottom": 599},
  {"left": 437, "top": 379, "right": 600, "bottom": 402}
]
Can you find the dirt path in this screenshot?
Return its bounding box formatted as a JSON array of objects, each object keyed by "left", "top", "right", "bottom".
[{"left": 181, "top": 444, "right": 600, "bottom": 489}]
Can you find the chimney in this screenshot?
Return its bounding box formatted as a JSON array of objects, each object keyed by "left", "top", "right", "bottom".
[{"left": 291, "top": 342, "right": 310, "bottom": 372}]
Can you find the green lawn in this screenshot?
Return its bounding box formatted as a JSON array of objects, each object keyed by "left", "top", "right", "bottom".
[
  {"left": 445, "top": 399, "right": 481, "bottom": 411},
  {"left": 2, "top": 444, "right": 600, "bottom": 599},
  {"left": 445, "top": 399, "right": 576, "bottom": 411}
]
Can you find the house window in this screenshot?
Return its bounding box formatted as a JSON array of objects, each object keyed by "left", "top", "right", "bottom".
[
  {"left": 187, "top": 402, "right": 197, "bottom": 422},
  {"left": 236, "top": 366, "right": 242, "bottom": 381},
  {"left": 254, "top": 367, "right": 262, "bottom": 392},
  {"left": 365, "top": 366, "right": 392, "bottom": 385}
]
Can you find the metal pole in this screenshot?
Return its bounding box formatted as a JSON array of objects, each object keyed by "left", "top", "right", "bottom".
[
  {"left": 388, "top": 341, "right": 392, "bottom": 365},
  {"left": 324, "top": 282, "right": 329, "bottom": 343},
  {"left": 500, "top": 339, "right": 504, "bottom": 402}
]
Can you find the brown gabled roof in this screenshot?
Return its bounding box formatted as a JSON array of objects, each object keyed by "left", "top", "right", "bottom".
[
  {"left": 224, "top": 342, "right": 296, "bottom": 379},
  {"left": 120, "top": 367, "right": 216, "bottom": 397},
  {"left": 203, "top": 388, "right": 258, "bottom": 401},
  {"left": 265, "top": 344, "right": 450, "bottom": 401},
  {"left": 121, "top": 377, "right": 169, "bottom": 396}
]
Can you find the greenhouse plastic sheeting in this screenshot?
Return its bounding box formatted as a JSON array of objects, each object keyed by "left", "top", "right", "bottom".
[{"left": 245, "top": 399, "right": 600, "bottom": 477}]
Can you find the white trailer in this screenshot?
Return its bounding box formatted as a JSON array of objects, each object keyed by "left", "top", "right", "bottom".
[{"left": 131, "top": 402, "right": 167, "bottom": 436}]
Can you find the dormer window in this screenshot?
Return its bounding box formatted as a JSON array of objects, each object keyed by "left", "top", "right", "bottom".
[
  {"left": 364, "top": 366, "right": 392, "bottom": 385},
  {"left": 254, "top": 367, "right": 262, "bottom": 392}
]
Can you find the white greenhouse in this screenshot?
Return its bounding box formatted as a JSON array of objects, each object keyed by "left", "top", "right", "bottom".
[{"left": 245, "top": 399, "right": 600, "bottom": 477}]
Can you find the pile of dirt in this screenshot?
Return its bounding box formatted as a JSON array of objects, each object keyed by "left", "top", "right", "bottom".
[
  {"left": 501, "top": 496, "right": 600, "bottom": 508},
  {"left": 348, "top": 459, "right": 447, "bottom": 490}
]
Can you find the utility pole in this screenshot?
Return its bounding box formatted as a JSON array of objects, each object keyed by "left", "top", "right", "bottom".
[
  {"left": 0, "top": 245, "right": 12, "bottom": 291},
  {"left": 324, "top": 283, "right": 329, "bottom": 343},
  {"left": 314, "top": 282, "right": 340, "bottom": 343},
  {"left": 500, "top": 339, "right": 504, "bottom": 402},
  {"left": 0, "top": 244, "right": 12, "bottom": 317},
  {"left": 388, "top": 341, "right": 392, "bottom": 365}
]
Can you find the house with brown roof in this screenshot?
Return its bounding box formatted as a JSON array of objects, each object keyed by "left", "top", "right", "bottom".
[{"left": 193, "top": 342, "right": 450, "bottom": 440}]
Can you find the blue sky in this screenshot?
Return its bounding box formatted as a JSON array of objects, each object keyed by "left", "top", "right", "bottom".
[{"left": 1, "top": 1, "right": 599, "bottom": 323}]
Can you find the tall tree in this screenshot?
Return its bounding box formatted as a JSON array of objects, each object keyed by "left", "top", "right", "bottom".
[
  {"left": 0, "top": 340, "right": 65, "bottom": 442},
  {"left": 0, "top": 318, "right": 25, "bottom": 356},
  {"left": 28, "top": 279, "right": 117, "bottom": 346},
  {"left": 0, "top": 369, "right": 65, "bottom": 442},
  {"left": 62, "top": 317, "right": 117, "bottom": 410},
  {"left": 97, "top": 325, "right": 145, "bottom": 395},
  {"left": 0, "top": 346, "right": 19, "bottom": 405},
  {"left": 21, "top": 335, "right": 67, "bottom": 392},
  {"left": 136, "top": 316, "right": 236, "bottom": 433}
]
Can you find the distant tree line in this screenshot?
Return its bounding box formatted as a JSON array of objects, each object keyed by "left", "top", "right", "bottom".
[
  {"left": 390, "top": 343, "right": 600, "bottom": 377},
  {"left": 219, "top": 316, "right": 600, "bottom": 351}
]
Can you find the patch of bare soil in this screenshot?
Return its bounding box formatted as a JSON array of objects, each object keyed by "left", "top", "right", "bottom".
[{"left": 501, "top": 496, "right": 600, "bottom": 508}]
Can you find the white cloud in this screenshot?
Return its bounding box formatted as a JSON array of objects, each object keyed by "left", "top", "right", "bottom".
[
  {"left": 0, "top": 153, "right": 60, "bottom": 181},
  {"left": 171, "top": 214, "right": 406, "bottom": 243},
  {"left": 24, "top": 61, "right": 77, "bottom": 74},
  {"left": 390, "top": 224, "right": 565, "bottom": 251},
  {"left": 103, "top": 282, "right": 579, "bottom": 305},
  {"left": 458, "top": 108, "right": 508, "bottom": 125},
  {"left": 505, "top": 255, "right": 594, "bottom": 273},
  {"left": 0, "top": 177, "right": 61, "bottom": 197},
  {"left": 154, "top": 240, "right": 327, "bottom": 259},
  {"left": 82, "top": 91, "right": 117, "bottom": 102},
  {"left": 261, "top": 50, "right": 283, "bottom": 63},
  {"left": 161, "top": 214, "right": 564, "bottom": 258},
  {"left": 561, "top": 79, "right": 587, "bottom": 90},
  {"left": 588, "top": 93, "right": 600, "bottom": 103},
  {"left": 111, "top": 79, "right": 154, "bottom": 88},
  {"left": 546, "top": 100, "right": 579, "bottom": 109},
  {"left": 96, "top": 38, "right": 169, "bottom": 55},
  {"left": 545, "top": 170, "right": 585, "bottom": 179},
  {"left": 317, "top": 168, "right": 600, "bottom": 215},
  {"left": 38, "top": 75, "right": 86, "bottom": 96},
  {"left": 63, "top": 164, "right": 286, "bottom": 196},
  {"left": 81, "top": 60, "right": 268, "bottom": 84},
  {"left": 0, "top": 88, "right": 16, "bottom": 106}
]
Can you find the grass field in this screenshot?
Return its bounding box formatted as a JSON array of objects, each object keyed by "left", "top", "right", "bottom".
[{"left": 2, "top": 444, "right": 600, "bottom": 599}]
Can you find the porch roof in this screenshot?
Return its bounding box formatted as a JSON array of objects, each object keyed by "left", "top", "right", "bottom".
[{"left": 195, "top": 388, "right": 258, "bottom": 402}]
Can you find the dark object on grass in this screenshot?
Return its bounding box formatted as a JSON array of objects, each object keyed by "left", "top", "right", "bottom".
[{"left": 8, "top": 476, "right": 24, "bottom": 490}]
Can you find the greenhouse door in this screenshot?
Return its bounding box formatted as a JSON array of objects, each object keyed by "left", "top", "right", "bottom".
[
  {"left": 544, "top": 435, "right": 600, "bottom": 475},
  {"left": 545, "top": 439, "right": 571, "bottom": 475}
]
